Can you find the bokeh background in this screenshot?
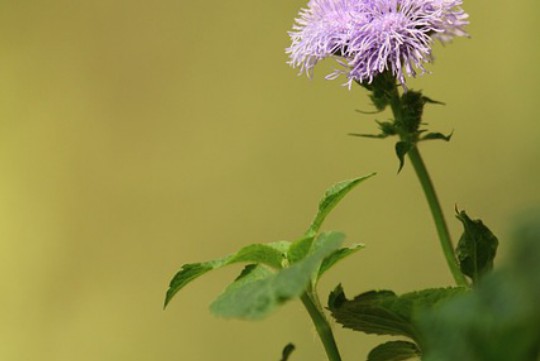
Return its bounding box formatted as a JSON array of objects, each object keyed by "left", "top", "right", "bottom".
[{"left": 1, "top": 1, "right": 539, "bottom": 360}]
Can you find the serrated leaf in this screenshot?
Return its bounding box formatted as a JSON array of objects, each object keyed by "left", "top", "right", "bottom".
[
  {"left": 280, "top": 343, "right": 295, "bottom": 361},
  {"left": 210, "top": 232, "right": 345, "bottom": 319},
  {"left": 367, "top": 341, "right": 421, "bottom": 361},
  {"left": 307, "top": 174, "right": 375, "bottom": 236},
  {"left": 329, "top": 286, "right": 466, "bottom": 341},
  {"left": 455, "top": 210, "right": 499, "bottom": 283},
  {"left": 317, "top": 244, "right": 365, "bottom": 279},
  {"left": 164, "top": 241, "right": 290, "bottom": 307},
  {"left": 419, "top": 218, "right": 540, "bottom": 361},
  {"left": 395, "top": 141, "right": 412, "bottom": 172},
  {"left": 420, "top": 132, "right": 453, "bottom": 142}
]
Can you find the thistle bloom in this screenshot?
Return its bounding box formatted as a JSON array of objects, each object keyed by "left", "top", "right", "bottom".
[{"left": 287, "top": 0, "right": 468, "bottom": 88}]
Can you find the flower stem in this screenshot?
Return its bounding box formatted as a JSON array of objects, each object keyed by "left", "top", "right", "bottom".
[
  {"left": 388, "top": 87, "right": 468, "bottom": 287},
  {"left": 301, "top": 292, "right": 342, "bottom": 361},
  {"left": 406, "top": 146, "right": 468, "bottom": 287}
]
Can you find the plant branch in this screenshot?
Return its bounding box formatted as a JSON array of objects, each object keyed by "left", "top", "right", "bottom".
[{"left": 301, "top": 292, "right": 342, "bottom": 361}]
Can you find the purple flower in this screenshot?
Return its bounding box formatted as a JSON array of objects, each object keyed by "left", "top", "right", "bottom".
[{"left": 287, "top": 0, "right": 468, "bottom": 88}]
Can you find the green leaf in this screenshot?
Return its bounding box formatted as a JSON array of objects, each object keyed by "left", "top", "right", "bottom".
[
  {"left": 400, "top": 91, "right": 425, "bottom": 134},
  {"left": 395, "top": 141, "right": 412, "bottom": 172},
  {"left": 455, "top": 210, "right": 499, "bottom": 283},
  {"left": 164, "top": 241, "right": 290, "bottom": 307},
  {"left": 349, "top": 121, "right": 397, "bottom": 140},
  {"left": 329, "top": 286, "right": 466, "bottom": 341},
  {"left": 210, "top": 232, "right": 345, "bottom": 319},
  {"left": 288, "top": 235, "right": 315, "bottom": 264},
  {"left": 360, "top": 71, "right": 396, "bottom": 111},
  {"left": 418, "top": 217, "right": 540, "bottom": 361},
  {"left": 317, "top": 244, "right": 365, "bottom": 279},
  {"left": 279, "top": 343, "right": 295, "bottom": 361},
  {"left": 349, "top": 132, "right": 389, "bottom": 139},
  {"left": 420, "top": 131, "right": 453, "bottom": 142},
  {"left": 422, "top": 96, "right": 445, "bottom": 105},
  {"left": 307, "top": 174, "right": 375, "bottom": 236},
  {"left": 367, "top": 341, "right": 421, "bottom": 361}
]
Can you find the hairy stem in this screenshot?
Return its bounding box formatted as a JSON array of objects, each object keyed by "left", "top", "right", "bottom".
[{"left": 301, "top": 292, "right": 342, "bottom": 361}]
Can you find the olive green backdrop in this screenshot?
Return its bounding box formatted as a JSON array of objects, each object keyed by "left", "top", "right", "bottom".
[{"left": 1, "top": 1, "right": 539, "bottom": 360}]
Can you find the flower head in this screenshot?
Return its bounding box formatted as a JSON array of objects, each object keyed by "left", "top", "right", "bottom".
[{"left": 287, "top": 0, "right": 468, "bottom": 88}]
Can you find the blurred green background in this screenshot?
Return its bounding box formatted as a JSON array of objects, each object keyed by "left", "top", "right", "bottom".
[{"left": 0, "top": 1, "right": 539, "bottom": 360}]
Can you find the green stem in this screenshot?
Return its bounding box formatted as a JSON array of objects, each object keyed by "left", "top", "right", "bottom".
[
  {"left": 406, "top": 146, "right": 468, "bottom": 287},
  {"left": 301, "top": 292, "right": 342, "bottom": 361},
  {"left": 388, "top": 87, "right": 468, "bottom": 287}
]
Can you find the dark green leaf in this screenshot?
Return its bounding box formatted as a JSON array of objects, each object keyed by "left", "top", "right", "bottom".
[
  {"left": 164, "top": 241, "right": 290, "bottom": 307},
  {"left": 360, "top": 71, "right": 396, "bottom": 111},
  {"left": 317, "top": 244, "right": 365, "bottom": 279},
  {"left": 367, "top": 341, "right": 421, "bottom": 361},
  {"left": 329, "top": 286, "right": 466, "bottom": 341},
  {"left": 349, "top": 121, "right": 397, "bottom": 140},
  {"left": 422, "top": 96, "right": 445, "bottom": 105},
  {"left": 395, "top": 141, "right": 412, "bottom": 172},
  {"left": 400, "top": 91, "right": 425, "bottom": 134},
  {"left": 419, "top": 217, "right": 540, "bottom": 361},
  {"left": 306, "top": 174, "right": 375, "bottom": 236},
  {"left": 455, "top": 210, "right": 499, "bottom": 283},
  {"left": 279, "top": 343, "right": 295, "bottom": 361},
  {"left": 420, "top": 131, "right": 453, "bottom": 142},
  {"left": 349, "top": 132, "right": 389, "bottom": 139},
  {"left": 210, "top": 232, "right": 344, "bottom": 319}
]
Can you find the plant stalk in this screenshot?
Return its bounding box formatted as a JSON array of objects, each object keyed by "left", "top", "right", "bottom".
[
  {"left": 388, "top": 87, "right": 468, "bottom": 287},
  {"left": 406, "top": 146, "right": 468, "bottom": 286},
  {"left": 301, "top": 292, "right": 342, "bottom": 361}
]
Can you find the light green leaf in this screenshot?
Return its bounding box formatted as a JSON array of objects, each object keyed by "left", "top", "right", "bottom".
[
  {"left": 210, "top": 232, "right": 345, "bottom": 319},
  {"left": 307, "top": 174, "right": 375, "bottom": 236},
  {"left": 287, "top": 235, "right": 315, "bottom": 264},
  {"left": 367, "top": 341, "right": 421, "bottom": 361},
  {"left": 164, "top": 241, "right": 290, "bottom": 307},
  {"left": 318, "top": 243, "right": 365, "bottom": 279}
]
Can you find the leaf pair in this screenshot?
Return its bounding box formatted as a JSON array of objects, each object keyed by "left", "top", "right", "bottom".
[{"left": 164, "top": 173, "right": 375, "bottom": 320}]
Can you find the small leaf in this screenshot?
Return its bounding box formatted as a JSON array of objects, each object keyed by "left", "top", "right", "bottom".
[
  {"left": 367, "top": 341, "right": 421, "bottom": 361},
  {"left": 420, "top": 131, "right": 453, "bottom": 142},
  {"left": 279, "top": 343, "right": 296, "bottom": 361},
  {"left": 349, "top": 132, "right": 389, "bottom": 139},
  {"left": 287, "top": 235, "right": 315, "bottom": 264},
  {"left": 455, "top": 210, "right": 499, "bottom": 283},
  {"left": 318, "top": 244, "right": 365, "bottom": 279},
  {"left": 400, "top": 91, "right": 425, "bottom": 133},
  {"left": 422, "top": 96, "right": 445, "bottom": 105},
  {"left": 164, "top": 242, "right": 290, "bottom": 307},
  {"left": 329, "top": 286, "right": 466, "bottom": 341},
  {"left": 395, "top": 141, "right": 412, "bottom": 172},
  {"left": 210, "top": 232, "right": 344, "bottom": 319},
  {"left": 307, "top": 174, "right": 375, "bottom": 235}
]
